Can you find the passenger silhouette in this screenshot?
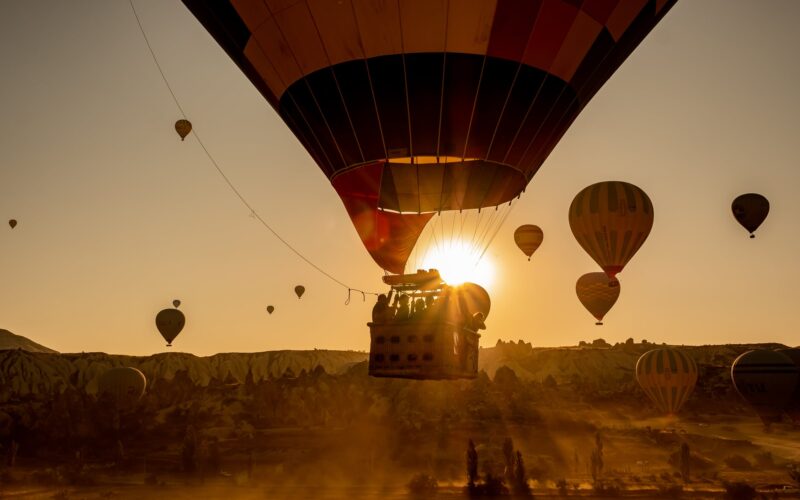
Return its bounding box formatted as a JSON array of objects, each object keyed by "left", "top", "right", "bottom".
[
  {"left": 372, "top": 290, "right": 394, "bottom": 323},
  {"left": 394, "top": 294, "right": 410, "bottom": 321}
]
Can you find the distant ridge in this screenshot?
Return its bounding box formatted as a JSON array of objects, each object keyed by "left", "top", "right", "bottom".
[{"left": 0, "top": 329, "right": 57, "bottom": 353}]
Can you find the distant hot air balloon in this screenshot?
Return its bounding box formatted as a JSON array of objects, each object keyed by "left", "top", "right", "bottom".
[
  {"left": 576, "top": 272, "right": 620, "bottom": 325},
  {"left": 266, "top": 305, "right": 275, "bottom": 315},
  {"left": 514, "top": 225, "right": 543, "bottom": 261},
  {"left": 732, "top": 193, "right": 769, "bottom": 238},
  {"left": 775, "top": 348, "right": 800, "bottom": 424},
  {"left": 8, "top": 219, "right": 17, "bottom": 229},
  {"left": 155, "top": 308, "right": 186, "bottom": 347},
  {"left": 172, "top": 299, "right": 181, "bottom": 308},
  {"left": 569, "top": 181, "right": 654, "bottom": 278},
  {"left": 182, "top": 0, "right": 677, "bottom": 275},
  {"left": 636, "top": 348, "right": 698, "bottom": 416},
  {"left": 294, "top": 286, "right": 305, "bottom": 299},
  {"left": 98, "top": 367, "right": 147, "bottom": 411},
  {"left": 175, "top": 119, "right": 192, "bottom": 141},
  {"left": 731, "top": 349, "right": 799, "bottom": 426}
]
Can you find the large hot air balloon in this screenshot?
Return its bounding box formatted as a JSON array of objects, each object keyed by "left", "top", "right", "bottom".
[
  {"left": 98, "top": 367, "right": 147, "bottom": 411},
  {"left": 514, "top": 225, "right": 543, "bottom": 261},
  {"left": 636, "top": 348, "right": 697, "bottom": 416},
  {"left": 175, "top": 119, "right": 192, "bottom": 140},
  {"left": 732, "top": 193, "right": 769, "bottom": 238},
  {"left": 294, "top": 285, "right": 305, "bottom": 299},
  {"left": 156, "top": 308, "right": 186, "bottom": 347},
  {"left": 8, "top": 219, "right": 17, "bottom": 229},
  {"left": 576, "top": 272, "right": 620, "bottom": 325},
  {"left": 569, "top": 181, "right": 653, "bottom": 278},
  {"left": 182, "top": 0, "right": 677, "bottom": 274},
  {"left": 731, "top": 349, "right": 799, "bottom": 426},
  {"left": 777, "top": 348, "right": 800, "bottom": 424}
]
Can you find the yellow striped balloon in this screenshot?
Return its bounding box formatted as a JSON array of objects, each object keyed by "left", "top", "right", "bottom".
[
  {"left": 569, "top": 181, "right": 653, "bottom": 278},
  {"left": 575, "top": 272, "right": 620, "bottom": 325},
  {"left": 514, "top": 225, "right": 543, "bottom": 261},
  {"left": 636, "top": 348, "right": 697, "bottom": 416}
]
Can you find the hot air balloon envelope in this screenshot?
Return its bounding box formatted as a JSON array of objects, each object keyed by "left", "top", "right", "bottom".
[
  {"left": 636, "top": 348, "right": 697, "bottom": 416},
  {"left": 731, "top": 349, "right": 799, "bottom": 425},
  {"left": 732, "top": 193, "right": 769, "bottom": 238},
  {"left": 514, "top": 225, "right": 543, "bottom": 260},
  {"left": 569, "top": 181, "right": 653, "bottom": 278},
  {"left": 267, "top": 305, "right": 275, "bottom": 314},
  {"left": 156, "top": 308, "right": 186, "bottom": 346},
  {"left": 294, "top": 285, "right": 305, "bottom": 299},
  {"left": 8, "top": 220, "right": 17, "bottom": 229},
  {"left": 98, "top": 367, "right": 147, "bottom": 411},
  {"left": 172, "top": 299, "right": 181, "bottom": 308},
  {"left": 182, "top": 0, "right": 677, "bottom": 273},
  {"left": 175, "top": 119, "right": 192, "bottom": 140},
  {"left": 576, "top": 272, "right": 620, "bottom": 325}
]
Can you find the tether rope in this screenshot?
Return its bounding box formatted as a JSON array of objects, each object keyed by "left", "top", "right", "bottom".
[{"left": 128, "top": 0, "right": 380, "bottom": 298}]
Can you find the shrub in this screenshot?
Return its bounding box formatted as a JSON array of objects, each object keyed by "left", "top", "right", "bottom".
[
  {"left": 556, "top": 478, "right": 568, "bottom": 496},
  {"left": 722, "top": 481, "right": 756, "bottom": 500},
  {"left": 723, "top": 455, "right": 752, "bottom": 471},
  {"left": 657, "top": 484, "right": 684, "bottom": 498},
  {"left": 407, "top": 473, "right": 437, "bottom": 496}
]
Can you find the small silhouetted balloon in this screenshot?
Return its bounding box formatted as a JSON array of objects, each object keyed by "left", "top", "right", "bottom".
[
  {"left": 731, "top": 193, "right": 769, "bottom": 238},
  {"left": 175, "top": 119, "right": 192, "bottom": 141},
  {"left": 513, "top": 225, "right": 543, "bottom": 260},
  {"left": 98, "top": 367, "right": 146, "bottom": 411},
  {"left": 156, "top": 308, "right": 185, "bottom": 347},
  {"left": 267, "top": 305, "right": 275, "bottom": 315},
  {"left": 8, "top": 220, "right": 17, "bottom": 229},
  {"left": 172, "top": 299, "right": 181, "bottom": 308},
  {"left": 294, "top": 285, "right": 305, "bottom": 299},
  {"left": 576, "top": 272, "right": 620, "bottom": 325}
]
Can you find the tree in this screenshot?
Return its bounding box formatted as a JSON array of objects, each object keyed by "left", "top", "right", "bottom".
[
  {"left": 679, "top": 442, "right": 690, "bottom": 482},
  {"left": 788, "top": 465, "right": 800, "bottom": 487},
  {"left": 625, "top": 337, "right": 634, "bottom": 345},
  {"left": 513, "top": 450, "right": 531, "bottom": 496},
  {"left": 590, "top": 432, "right": 604, "bottom": 483},
  {"left": 182, "top": 425, "right": 197, "bottom": 474},
  {"left": 502, "top": 437, "right": 515, "bottom": 486},
  {"left": 467, "top": 439, "right": 478, "bottom": 489},
  {"left": 543, "top": 374, "right": 558, "bottom": 389}
]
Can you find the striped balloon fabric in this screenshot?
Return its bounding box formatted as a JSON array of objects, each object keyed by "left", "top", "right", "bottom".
[
  {"left": 183, "top": 0, "right": 677, "bottom": 274},
  {"left": 636, "top": 348, "right": 697, "bottom": 416},
  {"left": 731, "top": 349, "right": 799, "bottom": 425},
  {"left": 569, "top": 181, "right": 654, "bottom": 278}
]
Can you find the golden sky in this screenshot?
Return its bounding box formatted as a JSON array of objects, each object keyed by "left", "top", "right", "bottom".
[{"left": 1, "top": 0, "right": 799, "bottom": 355}]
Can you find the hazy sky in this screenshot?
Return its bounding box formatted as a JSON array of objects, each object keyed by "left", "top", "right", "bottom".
[{"left": 1, "top": 1, "right": 799, "bottom": 356}]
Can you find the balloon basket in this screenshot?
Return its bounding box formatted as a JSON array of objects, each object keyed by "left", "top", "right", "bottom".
[{"left": 368, "top": 320, "right": 479, "bottom": 380}]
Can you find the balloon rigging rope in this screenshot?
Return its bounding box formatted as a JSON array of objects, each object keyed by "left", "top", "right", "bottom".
[{"left": 128, "top": 0, "right": 380, "bottom": 298}]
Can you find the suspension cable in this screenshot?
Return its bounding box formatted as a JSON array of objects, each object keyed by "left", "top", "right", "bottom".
[{"left": 128, "top": 0, "right": 380, "bottom": 297}]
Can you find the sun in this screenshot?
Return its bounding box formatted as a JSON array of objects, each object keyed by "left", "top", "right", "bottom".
[{"left": 420, "top": 240, "right": 495, "bottom": 289}]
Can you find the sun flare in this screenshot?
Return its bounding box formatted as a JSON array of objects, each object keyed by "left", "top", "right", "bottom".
[{"left": 420, "top": 240, "right": 494, "bottom": 289}]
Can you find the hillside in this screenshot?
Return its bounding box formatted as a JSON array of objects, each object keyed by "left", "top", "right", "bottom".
[{"left": 0, "top": 329, "right": 57, "bottom": 353}]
